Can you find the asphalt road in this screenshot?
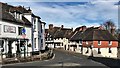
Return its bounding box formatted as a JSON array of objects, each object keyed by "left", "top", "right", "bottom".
[{"left": 2, "top": 49, "right": 108, "bottom": 68}]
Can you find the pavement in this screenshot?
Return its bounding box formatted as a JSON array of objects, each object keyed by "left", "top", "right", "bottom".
[{"left": 1, "top": 48, "right": 110, "bottom": 68}]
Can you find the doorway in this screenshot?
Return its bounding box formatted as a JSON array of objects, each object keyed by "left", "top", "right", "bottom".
[{"left": 7, "top": 41, "right": 13, "bottom": 58}]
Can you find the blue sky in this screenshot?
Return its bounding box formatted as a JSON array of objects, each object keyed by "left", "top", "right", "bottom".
[{"left": 1, "top": 0, "right": 119, "bottom": 29}]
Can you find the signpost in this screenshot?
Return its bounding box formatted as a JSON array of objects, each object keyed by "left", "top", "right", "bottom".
[{"left": 22, "top": 28, "right": 26, "bottom": 59}]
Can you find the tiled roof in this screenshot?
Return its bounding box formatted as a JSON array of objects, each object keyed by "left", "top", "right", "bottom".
[
  {"left": 9, "top": 6, "right": 29, "bottom": 13},
  {"left": 45, "top": 27, "right": 73, "bottom": 39},
  {"left": 0, "top": 2, "right": 32, "bottom": 26},
  {"left": 70, "top": 27, "right": 118, "bottom": 41},
  {"left": 45, "top": 27, "right": 60, "bottom": 38}
]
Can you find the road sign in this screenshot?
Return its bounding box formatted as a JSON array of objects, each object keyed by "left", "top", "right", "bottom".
[
  {"left": 22, "top": 28, "right": 26, "bottom": 34},
  {"left": 21, "top": 28, "right": 26, "bottom": 38}
]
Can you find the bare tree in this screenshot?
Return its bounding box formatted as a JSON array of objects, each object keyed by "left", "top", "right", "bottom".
[{"left": 101, "top": 20, "right": 116, "bottom": 35}]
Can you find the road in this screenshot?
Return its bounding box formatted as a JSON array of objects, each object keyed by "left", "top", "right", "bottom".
[{"left": 2, "top": 49, "right": 108, "bottom": 68}]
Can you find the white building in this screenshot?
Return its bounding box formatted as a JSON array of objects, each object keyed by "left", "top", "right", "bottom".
[
  {"left": 45, "top": 24, "right": 73, "bottom": 50},
  {"left": 0, "top": 3, "right": 32, "bottom": 58},
  {"left": 23, "top": 10, "right": 46, "bottom": 52},
  {"left": 0, "top": 2, "right": 46, "bottom": 59}
]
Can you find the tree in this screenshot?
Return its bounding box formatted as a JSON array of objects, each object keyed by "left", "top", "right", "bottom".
[{"left": 101, "top": 20, "right": 116, "bottom": 35}]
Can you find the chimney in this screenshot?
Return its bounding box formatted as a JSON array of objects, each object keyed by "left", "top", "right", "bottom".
[
  {"left": 99, "top": 26, "right": 104, "bottom": 30},
  {"left": 61, "top": 25, "right": 64, "bottom": 28},
  {"left": 111, "top": 27, "right": 115, "bottom": 36},
  {"left": 28, "top": 7, "right": 32, "bottom": 13},
  {"left": 82, "top": 26, "right": 86, "bottom": 31},
  {"left": 49, "top": 24, "right": 53, "bottom": 29},
  {"left": 71, "top": 28, "right": 73, "bottom": 31}
]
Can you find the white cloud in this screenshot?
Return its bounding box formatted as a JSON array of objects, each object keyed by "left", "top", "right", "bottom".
[
  {"left": 0, "top": 0, "right": 96, "bottom": 2},
  {"left": 5, "top": 1, "right": 119, "bottom": 29}
]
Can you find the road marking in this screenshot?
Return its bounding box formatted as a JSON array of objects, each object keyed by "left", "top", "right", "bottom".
[{"left": 47, "top": 62, "right": 81, "bottom": 66}]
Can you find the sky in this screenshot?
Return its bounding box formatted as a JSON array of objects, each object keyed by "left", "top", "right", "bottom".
[{"left": 0, "top": 0, "right": 119, "bottom": 29}]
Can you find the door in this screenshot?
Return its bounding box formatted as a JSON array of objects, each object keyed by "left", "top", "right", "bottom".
[
  {"left": 65, "top": 45, "right": 66, "bottom": 50},
  {"left": 8, "top": 41, "right": 12, "bottom": 58}
]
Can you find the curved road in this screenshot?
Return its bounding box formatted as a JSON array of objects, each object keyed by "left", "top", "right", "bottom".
[{"left": 2, "top": 49, "right": 108, "bottom": 68}]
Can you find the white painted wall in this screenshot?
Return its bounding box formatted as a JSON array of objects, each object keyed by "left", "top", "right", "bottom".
[
  {"left": 24, "top": 13, "right": 46, "bottom": 51},
  {"left": 82, "top": 47, "right": 118, "bottom": 58},
  {"left": 82, "top": 47, "right": 92, "bottom": 56},
  {"left": 0, "top": 21, "right": 32, "bottom": 40},
  {"left": 68, "top": 40, "right": 118, "bottom": 58},
  {"left": 41, "top": 23, "right": 46, "bottom": 50},
  {"left": 0, "top": 20, "right": 32, "bottom": 58},
  {"left": 93, "top": 48, "right": 118, "bottom": 58}
]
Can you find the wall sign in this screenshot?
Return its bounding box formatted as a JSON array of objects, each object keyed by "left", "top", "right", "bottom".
[{"left": 4, "top": 25, "right": 16, "bottom": 33}]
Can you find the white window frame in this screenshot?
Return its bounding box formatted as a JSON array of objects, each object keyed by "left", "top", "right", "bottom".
[
  {"left": 86, "top": 41, "right": 88, "bottom": 45},
  {"left": 34, "top": 18, "right": 36, "bottom": 31},
  {"left": 98, "top": 41, "right": 101, "bottom": 45},
  {"left": 34, "top": 38, "right": 36, "bottom": 48},
  {"left": 0, "top": 24, "right": 1, "bottom": 35},
  {"left": 79, "top": 40, "right": 82, "bottom": 45},
  {"left": 108, "top": 41, "right": 112, "bottom": 45}
]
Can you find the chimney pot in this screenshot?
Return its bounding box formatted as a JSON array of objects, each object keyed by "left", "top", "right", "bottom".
[
  {"left": 82, "top": 26, "right": 86, "bottom": 31},
  {"left": 61, "top": 25, "right": 64, "bottom": 28},
  {"left": 49, "top": 24, "right": 53, "bottom": 29}
]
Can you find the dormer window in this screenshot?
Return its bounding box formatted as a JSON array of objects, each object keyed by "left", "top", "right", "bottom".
[
  {"left": 98, "top": 41, "right": 101, "bottom": 45},
  {"left": 13, "top": 11, "right": 20, "bottom": 20},
  {"left": 108, "top": 41, "right": 112, "bottom": 46},
  {"left": 16, "top": 13, "right": 20, "bottom": 19},
  {"left": 86, "top": 41, "right": 88, "bottom": 45},
  {"left": 79, "top": 40, "right": 82, "bottom": 45}
]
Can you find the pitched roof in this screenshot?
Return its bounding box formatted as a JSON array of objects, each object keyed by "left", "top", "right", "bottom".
[
  {"left": 0, "top": 2, "right": 32, "bottom": 26},
  {"left": 45, "top": 27, "right": 60, "bottom": 38},
  {"left": 70, "top": 27, "right": 118, "bottom": 41},
  {"left": 9, "top": 6, "right": 29, "bottom": 13},
  {"left": 45, "top": 26, "right": 73, "bottom": 39}
]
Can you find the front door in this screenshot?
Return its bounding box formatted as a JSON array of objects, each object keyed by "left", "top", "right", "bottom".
[
  {"left": 65, "top": 45, "right": 66, "bottom": 50},
  {"left": 8, "top": 41, "right": 13, "bottom": 58}
]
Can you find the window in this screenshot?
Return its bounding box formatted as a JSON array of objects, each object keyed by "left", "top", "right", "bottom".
[
  {"left": 41, "top": 39, "right": 43, "bottom": 47},
  {"left": 98, "top": 48, "right": 101, "bottom": 54},
  {"left": 41, "top": 39, "right": 43, "bottom": 43},
  {"left": 0, "top": 24, "right": 1, "bottom": 35},
  {"left": 108, "top": 41, "right": 112, "bottom": 45},
  {"left": 86, "top": 41, "right": 88, "bottom": 45},
  {"left": 85, "top": 47, "right": 89, "bottom": 53},
  {"left": 41, "top": 24, "right": 43, "bottom": 33},
  {"left": 109, "top": 48, "right": 112, "bottom": 53},
  {"left": 34, "top": 38, "right": 36, "bottom": 48},
  {"left": 98, "top": 41, "right": 101, "bottom": 45},
  {"left": 79, "top": 40, "right": 82, "bottom": 45},
  {"left": 16, "top": 13, "right": 20, "bottom": 19},
  {"left": 18, "top": 27, "right": 23, "bottom": 35},
  {"left": 34, "top": 19, "right": 36, "bottom": 30}
]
